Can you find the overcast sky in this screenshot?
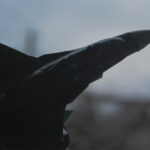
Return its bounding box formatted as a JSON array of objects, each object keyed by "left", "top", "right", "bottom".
[{"left": 0, "top": 0, "right": 150, "bottom": 98}]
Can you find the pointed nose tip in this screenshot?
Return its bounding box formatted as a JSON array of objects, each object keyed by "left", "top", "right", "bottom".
[{"left": 129, "top": 30, "right": 150, "bottom": 50}]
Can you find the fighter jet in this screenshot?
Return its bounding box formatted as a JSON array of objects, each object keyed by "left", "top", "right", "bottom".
[{"left": 0, "top": 30, "right": 150, "bottom": 149}]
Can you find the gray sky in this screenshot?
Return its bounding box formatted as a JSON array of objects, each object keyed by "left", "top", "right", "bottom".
[{"left": 0, "top": 0, "right": 150, "bottom": 98}]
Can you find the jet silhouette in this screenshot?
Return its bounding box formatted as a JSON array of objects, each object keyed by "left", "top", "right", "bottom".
[{"left": 0, "top": 30, "right": 150, "bottom": 149}]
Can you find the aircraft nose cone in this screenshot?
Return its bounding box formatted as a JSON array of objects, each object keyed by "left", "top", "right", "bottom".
[{"left": 130, "top": 30, "right": 150, "bottom": 50}]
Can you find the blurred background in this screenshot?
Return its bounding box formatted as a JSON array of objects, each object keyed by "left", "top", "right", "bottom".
[{"left": 1, "top": 0, "right": 150, "bottom": 149}]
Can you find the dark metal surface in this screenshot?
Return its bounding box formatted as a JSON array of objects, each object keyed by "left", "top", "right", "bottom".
[{"left": 0, "top": 30, "right": 150, "bottom": 149}]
